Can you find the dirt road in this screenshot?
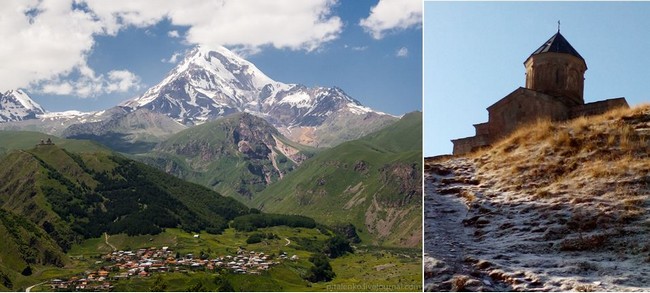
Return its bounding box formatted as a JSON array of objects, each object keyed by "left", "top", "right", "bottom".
[{"left": 104, "top": 232, "right": 117, "bottom": 251}]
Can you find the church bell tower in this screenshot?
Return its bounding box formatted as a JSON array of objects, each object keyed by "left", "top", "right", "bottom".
[{"left": 524, "top": 28, "right": 587, "bottom": 106}]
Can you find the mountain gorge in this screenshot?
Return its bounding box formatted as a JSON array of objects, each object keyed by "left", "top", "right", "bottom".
[
  {"left": 254, "top": 112, "right": 423, "bottom": 248},
  {"left": 137, "top": 112, "right": 316, "bottom": 203}
]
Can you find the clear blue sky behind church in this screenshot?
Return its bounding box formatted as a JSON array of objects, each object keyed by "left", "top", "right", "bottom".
[{"left": 424, "top": 1, "right": 650, "bottom": 156}]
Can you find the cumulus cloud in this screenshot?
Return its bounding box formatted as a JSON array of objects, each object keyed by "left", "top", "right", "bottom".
[
  {"left": 359, "top": 0, "right": 422, "bottom": 39},
  {"left": 34, "top": 64, "right": 141, "bottom": 97},
  {"left": 82, "top": 0, "right": 343, "bottom": 52},
  {"left": 106, "top": 70, "right": 141, "bottom": 93},
  {"left": 0, "top": 0, "right": 343, "bottom": 94},
  {"left": 0, "top": 0, "right": 103, "bottom": 92},
  {"left": 396, "top": 47, "right": 408, "bottom": 57}
]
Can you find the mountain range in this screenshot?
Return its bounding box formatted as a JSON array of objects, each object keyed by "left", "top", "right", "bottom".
[
  {"left": 0, "top": 45, "right": 421, "bottom": 245},
  {"left": 0, "top": 43, "right": 421, "bottom": 291},
  {"left": 0, "top": 46, "right": 397, "bottom": 149}
]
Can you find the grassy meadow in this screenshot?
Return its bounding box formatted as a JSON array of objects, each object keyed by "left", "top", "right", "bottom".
[{"left": 26, "top": 227, "right": 420, "bottom": 292}]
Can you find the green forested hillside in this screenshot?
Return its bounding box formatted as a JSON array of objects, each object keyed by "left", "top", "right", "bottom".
[
  {"left": 1, "top": 144, "right": 251, "bottom": 240},
  {"left": 136, "top": 112, "right": 317, "bottom": 203},
  {"left": 0, "top": 138, "right": 258, "bottom": 289},
  {"left": 0, "top": 209, "right": 68, "bottom": 291},
  {"left": 253, "top": 112, "right": 422, "bottom": 248}
]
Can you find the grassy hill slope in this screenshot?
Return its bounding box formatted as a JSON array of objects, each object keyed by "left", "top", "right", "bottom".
[
  {"left": 0, "top": 131, "right": 108, "bottom": 155},
  {"left": 254, "top": 112, "right": 422, "bottom": 248},
  {"left": 0, "top": 139, "right": 257, "bottom": 290},
  {"left": 61, "top": 108, "right": 187, "bottom": 154},
  {"left": 0, "top": 209, "right": 68, "bottom": 291},
  {"left": 424, "top": 105, "right": 650, "bottom": 291},
  {"left": 136, "top": 112, "right": 317, "bottom": 204}
]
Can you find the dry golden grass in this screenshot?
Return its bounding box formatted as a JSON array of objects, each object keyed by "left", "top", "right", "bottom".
[
  {"left": 459, "top": 190, "right": 477, "bottom": 202},
  {"left": 450, "top": 275, "right": 469, "bottom": 291},
  {"left": 472, "top": 104, "right": 650, "bottom": 207},
  {"left": 574, "top": 284, "right": 597, "bottom": 292}
]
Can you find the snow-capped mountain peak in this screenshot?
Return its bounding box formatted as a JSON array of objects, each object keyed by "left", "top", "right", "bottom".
[
  {"left": 121, "top": 45, "right": 287, "bottom": 119},
  {"left": 4, "top": 89, "right": 45, "bottom": 113},
  {"left": 173, "top": 45, "right": 276, "bottom": 91},
  {"left": 0, "top": 89, "right": 46, "bottom": 122},
  {"left": 119, "top": 45, "right": 395, "bottom": 144},
  {"left": 1, "top": 46, "right": 397, "bottom": 148}
]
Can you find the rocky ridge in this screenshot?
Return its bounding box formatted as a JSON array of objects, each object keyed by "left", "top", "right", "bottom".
[{"left": 139, "top": 112, "right": 312, "bottom": 202}]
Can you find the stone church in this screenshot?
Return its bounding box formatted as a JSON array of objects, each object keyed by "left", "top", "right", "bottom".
[{"left": 451, "top": 30, "right": 628, "bottom": 155}]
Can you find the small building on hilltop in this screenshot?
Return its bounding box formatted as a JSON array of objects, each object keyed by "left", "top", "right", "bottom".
[
  {"left": 451, "top": 29, "right": 628, "bottom": 155},
  {"left": 37, "top": 138, "right": 55, "bottom": 146}
]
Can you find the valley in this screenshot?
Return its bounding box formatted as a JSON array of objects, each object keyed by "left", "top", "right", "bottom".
[
  {"left": 254, "top": 112, "right": 423, "bottom": 248},
  {"left": 1, "top": 42, "right": 422, "bottom": 291},
  {"left": 19, "top": 227, "right": 420, "bottom": 292},
  {"left": 0, "top": 108, "right": 421, "bottom": 292}
]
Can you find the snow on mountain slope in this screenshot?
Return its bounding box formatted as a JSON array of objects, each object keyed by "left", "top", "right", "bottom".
[
  {"left": 122, "top": 46, "right": 395, "bottom": 132},
  {"left": 122, "top": 46, "right": 285, "bottom": 122},
  {"left": 2, "top": 46, "right": 397, "bottom": 148},
  {"left": 0, "top": 90, "right": 45, "bottom": 122}
]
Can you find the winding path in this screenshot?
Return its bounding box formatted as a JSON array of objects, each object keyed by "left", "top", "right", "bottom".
[
  {"left": 104, "top": 232, "right": 117, "bottom": 251},
  {"left": 25, "top": 281, "right": 45, "bottom": 292},
  {"left": 284, "top": 238, "right": 291, "bottom": 246}
]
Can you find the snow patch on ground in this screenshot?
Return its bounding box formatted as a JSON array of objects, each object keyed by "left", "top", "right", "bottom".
[{"left": 424, "top": 156, "right": 650, "bottom": 292}]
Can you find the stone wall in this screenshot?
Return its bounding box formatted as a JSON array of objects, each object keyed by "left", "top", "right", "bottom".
[
  {"left": 485, "top": 88, "right": 570, "bottom": 142},
  {"left": 451, "top": 135, "right": 491, "bottom": 155},
  {"left": 569, "top": 98, "right": 628, "bottom": 118}
]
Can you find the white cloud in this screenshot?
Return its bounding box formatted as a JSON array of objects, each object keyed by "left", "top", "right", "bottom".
[
  {"left": 82, "top": 0, "right": 343, "bottom": 51},
  {"left": 168, "top": 30, "right": 180, "bottom": 38},
  {"left": 162, "top": 52, "right": 182, "bottom": 64},
  {"left": 1, "top": 0, "right": 343, "bottom": 95},
  {"left": 359, "top": 0, "right": 422, "bottom": 39},
  {"left": 344, "top": 44, "right": 368, "bottom": 51},
  {"left": 0, "top": 0, "right": 104, "bottom": 92},
  {"left": 396, "top": 47, "right": 408, "bottom": 57},
  {"left": 34, "top": 64, "right": 141, "bottom": 97},
  {"left": 40, "top": 82, "right": 74, "bottom": 96},
  {"left": 106, "top": 70, "right": 141, "bottom": 93}
]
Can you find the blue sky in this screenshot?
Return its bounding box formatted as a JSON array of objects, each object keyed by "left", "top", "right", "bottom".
[
  {"left": 424, "top": 2, "right": 650, "bottom": 156},
  {"left": 1, "top": 0, "right": 421, "bottom": 116}
]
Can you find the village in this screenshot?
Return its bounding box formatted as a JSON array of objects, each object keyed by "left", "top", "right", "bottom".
[{"left": 47, "top": 246, "right": 299, "bottom": 291}]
